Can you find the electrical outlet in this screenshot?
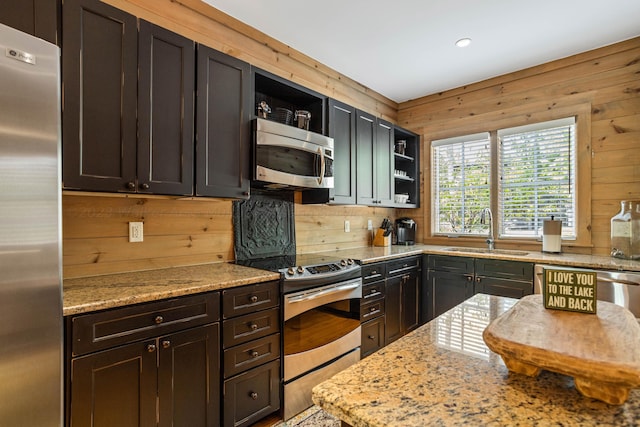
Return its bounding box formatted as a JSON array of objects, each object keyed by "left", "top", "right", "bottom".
[
  {"left": 129, "top": 222, "right": 144, "bottom": 242},
  {"left": 367, "top": 219, "right": 373, "bottom": 230},
  {"left": 344, "top": 220, "right": 350, "bottom": 233}
]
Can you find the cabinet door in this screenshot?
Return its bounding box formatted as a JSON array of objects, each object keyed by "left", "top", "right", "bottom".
[
  {"left": 428, "top": 270, "right": 474, "bottom": 319},
  {"left": 375, "top": 119, "right": 394, "bottom": 206},
  {"left": 0, "top": 0, "right": 59, "bottom": 45},
  {"left": 196, "top": 45, "right": 251, "bottom": 199},
  {"left": 62, "top": 0, "right": 137, "bottom": 192},
  {"left": 327, "top": 99, "right": 357, "bottom": 204},
  {"left": 138, "top": 20, "right": 194, "bottom": 196},
  {"left": 355, "top": 110, "right": 376, "bottom": 205},
  {"left": 402, "top": 270, "right": 420, "bottom": 334},
  {"left": 384, "top": 275, "right": 402, "bottom": 345},
  {"left": 70, "top": 341, "right": 157, "bottom": 427},
  {"left": 158, "top": 324, "right": 220, "bottom": 427}
]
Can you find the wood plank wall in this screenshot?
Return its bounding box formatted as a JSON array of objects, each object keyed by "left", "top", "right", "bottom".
[
  {"left": 62, "top": 0, "right": 398, "bottom": 278},
  {"left": 398, "top": 37, "right": 640, "bottom": 256}
]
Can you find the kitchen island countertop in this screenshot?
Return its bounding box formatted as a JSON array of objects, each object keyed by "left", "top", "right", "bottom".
[{"left": 312, "top": 293, "right": 640, "bottom": 426}]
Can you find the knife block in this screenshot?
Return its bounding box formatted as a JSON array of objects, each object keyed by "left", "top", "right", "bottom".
[{"left": 373, "top": 229, "right": 391, "bottom": 247}]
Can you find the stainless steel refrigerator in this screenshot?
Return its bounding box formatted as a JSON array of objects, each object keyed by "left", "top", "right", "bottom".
[{"left": 0, "top": 23, "right": 62, "bottom": 426}]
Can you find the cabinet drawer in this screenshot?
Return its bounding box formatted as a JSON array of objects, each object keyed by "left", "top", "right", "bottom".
[
  {"left": 361, "top": 262, "right": 386, "bottom": 284},
  {"left": 223, "top": 333, "right": 280, "bottom": 378},
  {"left": 361, "top": 317, "right": 385, "bottom": 358},
  {"left": 475, "top": 259, "right": 533, "bottom": 281},
  {"left": 362, "top": 281, "right": 385, "bottom": 301},
  {"left": 222, "top": 281, "right": 279, "bottom": 319},
  {"left": 387, "top": 256, "right": 420, "bottom": 276},
  {"left": 361, "top": 298, "right": 385, "bottom": 322},
  {"left": 427, "top": 255, "right": 474, "bottom": 273},
  {"left": 71, "top": 292, "right": 220, "bottom": 357},
  {"left": 223, "top": 359, "right": 280, "bottom": 427},
  {"left": 223, "top": 307, "right": 280, "bottom": 348}
]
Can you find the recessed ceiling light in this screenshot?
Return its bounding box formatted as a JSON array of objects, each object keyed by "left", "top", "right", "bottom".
[{"left": 455, "top": 38, "right": 472, "bottom": 48}]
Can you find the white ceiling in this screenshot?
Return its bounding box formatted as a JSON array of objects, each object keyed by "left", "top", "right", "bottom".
[{"left": 202, "top": 0, "right": 640, "bottom": 103}]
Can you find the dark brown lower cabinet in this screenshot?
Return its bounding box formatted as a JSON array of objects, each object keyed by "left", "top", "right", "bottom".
[
  {"left": 70, "top": 324, "right": 220, "bottom": 427},
  {"left": 361, "top": 316, "right": 385, "bottom": 358},
  {"left": 385, "top": 269, "right": 420, "bottom": 345}
]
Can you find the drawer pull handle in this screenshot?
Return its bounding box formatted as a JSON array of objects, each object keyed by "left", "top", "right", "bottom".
[
  {"left": 250, "top": 392, "right": 258, "bottom": 400},
  {"left": 368, "top": 335, "right": 375, "bottom": 340},
  {"left": 155, "top": 315, "right": 164, "bottom": 324},
  {"left": 251, "top": 350, "right": 259, "bottom": 358},
  {"left": 250, "top": 323, "right": 258, "bottom": 331},
  {"left": 147, "top": 344, "right": 156, "bottom": 353},
  {"left": 162, "top": 340, "right": 171, "bottom": 349},
  {"left": 250, "top": 295, "right": 258, "bottom": 303}
]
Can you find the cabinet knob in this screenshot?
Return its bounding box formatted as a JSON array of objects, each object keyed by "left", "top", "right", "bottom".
[
  {"left": 127, "top": 181, "right": 136, "bottom": 190},
  {"left": 251, "top": 350, "right": 259, "bottom": 358},
  {"left": 464, "top": 274, "right": 473, "bottom": 282},
  {"left": 476, "top": 277, "right": 481, "bottom": 283},
  {"left": 368, "top": 335, "right": 376, "bottom": 340},
  {"left": 147, "top": 343, "right": 156, "bottom": 353},
  {"left": 250, "top": 295, "right": 258, "bottom": 303},
  {"left": 242, "top": 191, "right": 250, "bottom": 196},
  {"left": 250, "top": 392, "right": 258, "bottom": 400},
  {"left": 155, "top": 315, "right": 164, "bottom": 324},
  {"left": 140, "top": 183, "right": 150, "bottom": 190},
  {"left": 370, "top": 307, "right": 377, "bottom": 313},
  {"left": 162, "top": 340, "right": 171, "bottom": 349},
  {"left": 249, "top": 323, "right": 258, "bottom": 331}
]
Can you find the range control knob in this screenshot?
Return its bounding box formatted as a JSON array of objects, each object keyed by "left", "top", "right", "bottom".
[
  {"left": 347, "top": 258, "right": 354, "bottom": 265},
  {"left": 340, "top": 259, "right": 347, "bottom": 266},
  {"left": 297, "top": 266, "right": 304, "bottom": 274},
  {"left": 287, "top": 267, "right": 295, "bottom": 276}
]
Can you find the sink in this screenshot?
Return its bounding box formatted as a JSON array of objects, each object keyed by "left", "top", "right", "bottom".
[{"left": 444, "top": 247, "right": 530, "bottom": 256}]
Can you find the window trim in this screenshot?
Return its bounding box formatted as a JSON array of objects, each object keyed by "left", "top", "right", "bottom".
[{"left": 428, "top": 102, "right": 592, "bottom": 249}]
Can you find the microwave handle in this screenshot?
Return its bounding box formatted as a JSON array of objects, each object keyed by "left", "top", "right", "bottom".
[{"left": 317, "top": 147, "right": 325, "bottom": 185}]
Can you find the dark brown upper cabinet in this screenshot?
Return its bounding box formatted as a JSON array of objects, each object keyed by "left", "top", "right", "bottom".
[
  {"left": 196, "top": 45, "right": 251, "bottom": 199},
  {"left": 62, "top": 0, "right": 138, "bottom": 192},
  {"left": 1, "top": 0, "right": 59, "bottom": 45},
  {"left": 356, "top": 110, "right": 394, "bottom": 206},
  {"left": 327, "top": 99, "right": 357, "bottom": 205},
  {"left": 63, "top": 0, "right": 194, "bottom": 196},
  {"left": 138, "top": 20, "right": 194, "bottom": 196}
]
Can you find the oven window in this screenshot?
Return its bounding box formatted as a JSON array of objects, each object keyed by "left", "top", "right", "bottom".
[{"left": 284, "top": 300, "right": 360, "bottom": 355}]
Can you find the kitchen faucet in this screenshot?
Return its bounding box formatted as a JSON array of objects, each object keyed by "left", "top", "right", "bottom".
[{"left": 481, "top": 207, "right": 495, "bottom": 250}]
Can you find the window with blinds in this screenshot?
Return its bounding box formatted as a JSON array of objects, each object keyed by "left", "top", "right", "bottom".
[
  {"left": 431, "top": 117, "right": 577, "bottom": 240},
  {"left": 432, "top": 133, "right": 490, "bottom": 235},
  {"left": 498, "top": 118, "right": 576, "bottom": 239}
]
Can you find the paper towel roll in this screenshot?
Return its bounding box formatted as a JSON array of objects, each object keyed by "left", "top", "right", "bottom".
[{"left": 542, "top": 217, "right": 562, "bottom": 253}]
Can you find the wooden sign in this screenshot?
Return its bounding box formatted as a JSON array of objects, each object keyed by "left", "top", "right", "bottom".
[{"left": 543, "top": 268, "right": 597, "bottom": 314}]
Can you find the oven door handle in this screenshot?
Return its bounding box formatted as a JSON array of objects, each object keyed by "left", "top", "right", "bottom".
[{"left": 287, "top": 282, "right": 360, "bottom": 303}]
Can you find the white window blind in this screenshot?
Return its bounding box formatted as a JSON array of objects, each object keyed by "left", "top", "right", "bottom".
[
  {"left": 432, "top": 133, "right": 490, "bottom": 235},
  {"left": 498, "top": 117, "right": 576, "bottom": 239}
]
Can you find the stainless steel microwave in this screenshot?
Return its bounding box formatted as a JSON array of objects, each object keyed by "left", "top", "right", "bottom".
[{"left": 254, "top": 118, "right": 334, "bottom": 189}]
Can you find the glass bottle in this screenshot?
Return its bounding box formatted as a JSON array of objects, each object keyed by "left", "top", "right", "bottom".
[
  {"left": 611, "top": 200, "right": 639, "bottom": 259},
  {"left": 631, "top": 201, "right": 640, "bottom": 260}
]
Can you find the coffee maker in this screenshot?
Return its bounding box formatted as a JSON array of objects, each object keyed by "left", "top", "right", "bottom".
[{"left": 395, "top": 218, "right": 416, "bottom": 245}]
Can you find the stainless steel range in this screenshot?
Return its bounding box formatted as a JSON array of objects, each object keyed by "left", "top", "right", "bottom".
[{"left": 281, "top": 255, "right": 361, "bottom": 420}]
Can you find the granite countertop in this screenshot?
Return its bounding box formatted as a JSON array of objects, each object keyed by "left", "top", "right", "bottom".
[
  {"left": 312, "top": 294, "right": 640, "bottom": 426},
  {"left": 63, "top": 245, "right": 640, "bottom": 316},
  {"left": 63, "top": 263, "right": 280, "bottom": 316},
  {"left": 316, "top": 244, "right": 640, "bottom": 272}
]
